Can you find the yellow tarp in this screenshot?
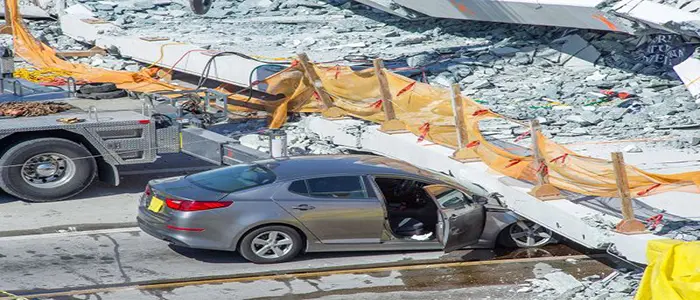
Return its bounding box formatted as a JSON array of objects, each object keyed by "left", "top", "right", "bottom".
[
  {"left": 636, "top": 239, "right": 700, "bottom": 300},
  {"left": 8, "top": 0, "right": 700, "bottom": 198}
]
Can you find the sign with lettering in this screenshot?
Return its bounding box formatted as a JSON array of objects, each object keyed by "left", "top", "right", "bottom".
[{"left": 642, "top": 34, "right": 695, "bottom": 67}]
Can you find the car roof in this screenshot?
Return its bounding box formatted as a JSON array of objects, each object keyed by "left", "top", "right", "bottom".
[{"left": 255, "top": 155, "right": 430, "bottom": 181}]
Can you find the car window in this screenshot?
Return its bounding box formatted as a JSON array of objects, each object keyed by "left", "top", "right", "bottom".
[
  {"left": 306, "top": 176, "right": 368, "bottom": 199},
  {"left": 288, "top": 180, "right": 309, "bottom": 196},
  {"left": 433, "top": 188, "right": 474, "bottom": 209},
  {"left": 186, "top": 164, "right": 276, "bottom": 193}
]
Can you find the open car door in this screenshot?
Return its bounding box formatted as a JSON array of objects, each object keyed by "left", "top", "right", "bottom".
[{"left": 423, "top": 184, "right": 486, "bottom": 252}]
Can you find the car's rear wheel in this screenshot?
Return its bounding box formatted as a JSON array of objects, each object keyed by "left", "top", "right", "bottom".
[
  {"left": 238, "top": 225, "right": 303, "bottom": 264},
  {"left": 499, "top": 220, "right": 553, "bottom": 248}
]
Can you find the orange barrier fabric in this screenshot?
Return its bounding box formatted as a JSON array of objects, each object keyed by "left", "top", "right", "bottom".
[{"left": 9, "top": 0, "right": 700, "bottom": 198}]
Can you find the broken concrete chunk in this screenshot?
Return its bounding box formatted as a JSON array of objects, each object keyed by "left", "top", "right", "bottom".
[
  {"left": 490, "top": 46, "right": 519, "bottom": 57},
  {"left": 468, "top": 79, "right": 493, "bottom": 90},
  {"left": 543, "top": 272, "right": 585, "bottom": 297},
  {"left": 406, "top": 53, "right": 436, "bottom": 68},
  {"left": 623, "top": 144, "right": 643, "bottom": 153}
]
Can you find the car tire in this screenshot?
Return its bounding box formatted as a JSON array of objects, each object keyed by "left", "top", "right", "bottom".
[
  {"left": 0, "top": 138, "right": 97, "bottom": 202},
  {"left": 238, "top": 225, "right": 303, "bottom": 264},
  {"left": 78, "top": 83, "right": 118, "bottom": 94},
  {"left": 498, "top": 220, "right": 553, "bottom": 248}
]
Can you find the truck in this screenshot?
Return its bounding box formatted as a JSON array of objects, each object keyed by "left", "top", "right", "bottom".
[{"left": 0, "top": 84, "right": 279, "bottom": 202}]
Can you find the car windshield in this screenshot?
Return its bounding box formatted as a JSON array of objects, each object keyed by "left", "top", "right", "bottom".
[
  {"left": 419, "top": 169, "right": 489, "bottom": 197},
  {"left": 186, "top": 164, "right": 276, "bottom": 193}
]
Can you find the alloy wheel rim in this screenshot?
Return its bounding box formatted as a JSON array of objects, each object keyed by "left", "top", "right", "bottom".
[
  {"left": 251, "top": 231, "right": 293, "bottom": 259},
  {"left": 509, "top": 220, "right": 552, "bottom": 247},
  {"left": 20, "top": 153, "right": 76, "bottom": 189}
]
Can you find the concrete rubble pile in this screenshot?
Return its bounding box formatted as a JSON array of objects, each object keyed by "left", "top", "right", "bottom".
[
  {"left": 238, "top": 118, "right": 347, "bottom": 156},
  {"left": 7, "top": 0, "right": 700, "bottom": 152},
  {"left": 518, "top": 262, "right": 644, "bottom": 300}
]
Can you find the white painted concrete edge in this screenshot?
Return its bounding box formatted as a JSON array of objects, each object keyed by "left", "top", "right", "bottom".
[
  {"left": 0, "top": 2, "right": 51, "bottom": 19},
  {"left": 613, "top": 0, "right": 700, "bottom": 36},
  {"left": 59, "top": 10, "right": 267, "bottom": 87},
  {"left": 673, "top": 55, "right": 700, "bottom": 98},
  {"left": 357, "top": 0, "right": 700, "bottom": 38}
]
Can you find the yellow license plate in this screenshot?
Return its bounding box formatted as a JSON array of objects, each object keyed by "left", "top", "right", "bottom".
[{"left": 148, "top": 196, "right": 165, "bottom": 213}]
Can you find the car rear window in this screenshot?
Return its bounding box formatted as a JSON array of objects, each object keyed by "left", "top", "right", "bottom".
[{"left": 186, "top": 164, "right": 276, "bottom": 193}]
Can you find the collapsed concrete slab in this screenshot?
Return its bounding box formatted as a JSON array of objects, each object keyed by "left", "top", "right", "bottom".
[
  {"left": 674, "top": 54, "right": 700, "bottom": 98},
  {"left": 0, "top": 1, "right": 51, "bottom": 19},
  {"left": 354, "top": 0, "right": 700, "bottom": 39},
  {"left": 302, "top": 116, "right": 700, "bottom": 264}
]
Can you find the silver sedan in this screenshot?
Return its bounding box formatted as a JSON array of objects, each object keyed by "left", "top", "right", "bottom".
[{"left": 137, "top": 155, "right": 554, "bottom": 263}]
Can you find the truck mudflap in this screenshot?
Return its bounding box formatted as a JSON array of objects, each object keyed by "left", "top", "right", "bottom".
[{"left": 180, "top": 127, "right": 268, "bottom": 165}]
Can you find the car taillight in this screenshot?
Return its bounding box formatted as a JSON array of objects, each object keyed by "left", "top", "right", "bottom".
[
  {"left": 144, "top": 185, "right": 151, "bottom": 196},
  {"left": 165, "top": 199, "right": 233, "bottom": 211}
]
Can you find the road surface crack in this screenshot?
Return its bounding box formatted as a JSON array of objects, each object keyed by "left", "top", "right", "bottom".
[{"left": 103, "top": 234, "right": 131, "bottom": 283}]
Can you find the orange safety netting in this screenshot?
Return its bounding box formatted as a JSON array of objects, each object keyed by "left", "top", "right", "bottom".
[{"left": 9, "top": 0, "right": 700, "bottom": 198}]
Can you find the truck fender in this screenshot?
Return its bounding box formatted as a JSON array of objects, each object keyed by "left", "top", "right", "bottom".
[{"left": 97, "top": 159, "right": 120, "bottom": 186}]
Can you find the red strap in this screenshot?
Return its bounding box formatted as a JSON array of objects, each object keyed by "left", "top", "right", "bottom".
[
  {"left": 466, "top": 140, "right": 480, "bottom": 148},
  {"left": 513, "top": 131, "right": 531, "bottom": 142},
  {"left": 505, "top": 159, "right": 521, "bottom": 168},
  {"left": 549, "top": 153, "right": 568, "bottom": 164},
  {"left": 601, "top": 89, "right": 615, "bottom": 96},
  {"left": 645, "top": 214, "right": 663, "bottom": 229},
  {"left": 368, "top": 99, "right": 383, "bottom": 109},
  {"left": 472, "top": 109, "right": 489, "bottom": 116},
  {"left": 417, "top": 123, "right": 430, "bottom": 142},
  {"left": 396, "top": 82, "right": 416, "bottom": 97},
  {"left": 637, "top": 183, "right": 661, "bottom": 196},
  {"left": 312, "top": 91, "right": 322, "bottom": 103},
  {"left": 536, "top": 162, "right": 549, "bottom": 176},
  {"left": 290, "top": 60, "right": 300, "bottom": 68},
  {"left": 334, "top": 65, "right": 341, "bottom": 80},
  {"left": 618, "top": 92, "right": 631, "bottom": 99}
]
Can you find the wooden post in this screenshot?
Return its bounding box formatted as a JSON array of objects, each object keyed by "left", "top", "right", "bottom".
[
  {"left": 0, "top": 0, "right": 14, "bottom": 35},
  {"left": 296, "top": 52, "right": 345, "bottom": 119},
  {"left": 372, "top": 58, "right": 407, "bottom": 133},
  {"left": 528, "top": 119, "right": 564, "bottom": 200},
  {"left": 449, "top": 84, "right": 479, "bottom": 162},
  {"left": 611, "top": 152, "right": 647, "bottom": 234}
]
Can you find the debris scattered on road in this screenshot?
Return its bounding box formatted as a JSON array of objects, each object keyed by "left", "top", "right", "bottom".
[
  {"left": 520, "top": 264, "right": 643, "bottom": 300},
  {"left": 652, "top": 220, "right": 700, "bottom": 241}
]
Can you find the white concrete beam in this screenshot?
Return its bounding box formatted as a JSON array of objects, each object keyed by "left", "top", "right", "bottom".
[
  {"left": 59, "top": 11, "right": 267, "bottom": 87},
  {"left": 355, "top": 0, "right": 700, "bottom": 38},
  {"left": 673, "top": 54, "right": 700, "bottom": 98}
]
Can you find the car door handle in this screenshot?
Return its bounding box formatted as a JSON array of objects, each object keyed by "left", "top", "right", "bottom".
[
  {"left": 292, "top": 204, "right": 315, "bottom": 211},
  {"left": 449, "top": 214, "right": 458, "bottom": 221}
]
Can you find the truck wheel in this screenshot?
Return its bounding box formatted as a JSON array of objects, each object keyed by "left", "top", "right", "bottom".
[
  {"left": 189, "top": 0, "right": 212, "bottom": 15},
  {"left": 0, "top": 138, "right": 97, "bottom": 202}
]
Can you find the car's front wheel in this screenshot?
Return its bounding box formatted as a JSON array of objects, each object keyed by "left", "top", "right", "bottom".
[
  {"left": 238, "top": 225, "right": 303, "bottom": 264},
  {"left": 499, "top": 220, "right": 553, "bottom": 248}
]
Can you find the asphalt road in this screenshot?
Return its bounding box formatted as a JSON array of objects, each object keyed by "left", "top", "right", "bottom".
[
  {"left": 0, "top": 153, "right": 617, "bottom": 300},
  {"left": 3, "top": 242, "right": 616, "bottom": 300}
]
